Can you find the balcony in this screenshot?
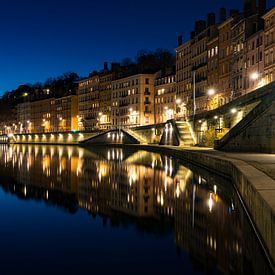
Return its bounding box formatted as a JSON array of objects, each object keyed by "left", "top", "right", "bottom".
[{"left": 191, "top": 62, "right": 207, "bottom": 71}]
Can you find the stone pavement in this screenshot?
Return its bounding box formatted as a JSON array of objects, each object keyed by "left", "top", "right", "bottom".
[{"left": 185, "top": 147, "right": 275, "bottom": 182}]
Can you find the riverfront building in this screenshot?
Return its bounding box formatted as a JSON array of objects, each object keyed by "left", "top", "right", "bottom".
[
  {"left": 78, "top": 75, "right": 100, "bottom": 131},
  {"left": 154, "top": 69, "right": 176, "bottom": 123},
  {"left": 15, "top": 95, "right": 78, "bottom": 133},
  {"left": 176, "top": 39, "right": 192, "bottom": 108},
  {"left": 263, "top": 7, "right": 275, "bottom": 85},
  {"left": 111, "top": 74, "right": 156, "bottom": 127}
]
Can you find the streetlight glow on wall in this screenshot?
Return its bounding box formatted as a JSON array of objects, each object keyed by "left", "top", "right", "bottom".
[
  {"left": 207, "top": 89, "right": 215, "bottom": 96},
  {"left": 250, "top": 72, "right": 259, "bottom": 81},
  {"left": 231, "top": 108, "right": 237, "bottom": 114}
]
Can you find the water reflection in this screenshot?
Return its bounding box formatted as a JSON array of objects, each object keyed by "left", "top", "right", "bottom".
[{"left": 0, "top": 144, "right": 272, "bottom": 275}]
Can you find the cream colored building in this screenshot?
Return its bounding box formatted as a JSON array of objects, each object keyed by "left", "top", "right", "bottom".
[
  {"left": 111, "top": 74, "right": 156, "bottom": 128},
  {"left": 263, "top": 7, "right": 275, "bottom": 85},
  {"left": 16, "top": 95, "right": 78, "bottom": 133},
  {"left": 78, "top": 75, "right": 100, "bottom": 131},
  {"left": 244, "top": 30, "right": 265, "bottom": 93},
  {"left": 17, "top": 102, "right": 32, "bottom": 133},
  {"left": 154, "top": 71, "right": 176, "bottom": 123},
  {"left": 176, "top": 40, "right": 192, "bottom": 107},
  {"left": 218, "top": 17, "right": 235, "bottom": 103},
  {"left": 99, "top": 70, "right": 112, "bottom": 130}
]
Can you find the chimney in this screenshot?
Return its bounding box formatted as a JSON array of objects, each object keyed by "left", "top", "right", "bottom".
[
  {"left": 230, "top": 9, "right": 239, "bottom": 17},
  {"left": 259, "top": 0, "right": 266, "bottom": 15},
  {"left": 111, "top": 62, "right": 120, "bottom": 72},
  {"left": 190, "top": 31, "right": 195, "bottom": 39},
  {"left": 195, "top": 20, "right": 206, "bottom": 34},
  {"left": 220, "top": 8, "right": 226, "bottom": 23},
  {"left": 244, "top": 0, "right": 257, "bottom": 17},
  {"left": 207, "top": 13, "right": 216, "bottom": 27},
  {"left": 251, "top": 0, "right": 257, "bottom": 14},
  {"left": 104, "top": 62, "right": 108, "bottom": 71},
  {"left": 178, "top": 35, "right": 183, "bottom": 47}
]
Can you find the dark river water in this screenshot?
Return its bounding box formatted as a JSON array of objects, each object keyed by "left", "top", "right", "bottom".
[{"left": 0, "top": 144, "right": 272, "bottom": 275}]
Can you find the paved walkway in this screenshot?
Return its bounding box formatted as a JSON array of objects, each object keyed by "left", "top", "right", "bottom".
[{"left": 183, "top": 147, "right": 275, "bottom": 182}]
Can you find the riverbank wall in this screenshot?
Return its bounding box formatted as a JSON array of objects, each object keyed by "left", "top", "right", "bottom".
[{"left": 6, "top": 132, "right": 100, "bottom": 145}]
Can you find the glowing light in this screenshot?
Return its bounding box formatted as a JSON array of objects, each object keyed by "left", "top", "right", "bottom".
[
  {"left": 231, "top": 108, "right": 237, "bottom": 114},
  {"left": 250, "top": 72, "right": 259, "bottom": 80},
  {"left": 176, "top": 99, "right": 181, "bottom": 104},
  {"left": 207, "top": 89, "right": 215, "bottom": 96},
  {"left": 208, "top": 193, "right": 214, "bottom": 213}
]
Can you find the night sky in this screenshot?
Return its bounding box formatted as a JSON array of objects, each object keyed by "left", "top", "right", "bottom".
[{"left": 0, "top": 0, "right": 273, "bottom": 94}]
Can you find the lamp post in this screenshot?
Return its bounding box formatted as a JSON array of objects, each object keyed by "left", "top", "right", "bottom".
[
  {"left": 154, "top": 91, "right": 157, "bottom": 136},
  {"left": 98, "top": 112, "right": 103, "bottom": 129},
  {"left": 192, "top": 71, "right": 196, "bottom": 128},
  {"left": 176, "top": 98, "right": 181, "bottom": 120},
  {"left": 250, "top": 72, "right": 259, "bottom": 81},
  {"left": 207, "top": 88, "right": 216, "bottom": 110}
]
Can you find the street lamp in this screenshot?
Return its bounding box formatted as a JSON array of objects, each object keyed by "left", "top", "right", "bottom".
[
  {"left": 175, "top": 98, "right": 182, "bottom": 119},
  {"left": 231, "top": 108, "right": 237, "bottom": 114},
  {"left": 250, "top": 72, "right": 259, "bottom": 81},
  {"left": 207, "top": 88, "right": 215, "bottom": 96}
]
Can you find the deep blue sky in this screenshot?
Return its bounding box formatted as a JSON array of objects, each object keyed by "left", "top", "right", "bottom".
[{"left": 0, "top": 0, "right": 273, "bottom": 94}]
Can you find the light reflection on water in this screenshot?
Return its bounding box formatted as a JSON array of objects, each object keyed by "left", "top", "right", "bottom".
[{"left": 0, "top": 144, "right": 272, "bottom": 275}]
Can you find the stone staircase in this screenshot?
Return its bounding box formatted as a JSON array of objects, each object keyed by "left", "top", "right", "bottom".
[
  {"left": 123, "top": 129, "right": 148, "bottom": 144},
  {"left": 175, "top": 121, "right": 196, "bottom": 147}
]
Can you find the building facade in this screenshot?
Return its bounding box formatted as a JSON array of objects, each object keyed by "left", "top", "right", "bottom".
[
  {"left": 263, "top": 7, "right": 275, "bottom": 85},
  {"left": 111, "top": 74, "right": 156, "bottom": 128},
  {"left": 176, "top": 40, "right": 192, "bottom": 107},
  {"left": 78, "top": 75, "right": 100, "bottom": 131},
  {"left": 16, "top": 95, "right": 78, "bottom": 133},
  {"left": 154, "top": 70, "right": 176, "bottom": 123},
  {"left": 244, "top": 29, "right": 264, "bottom": 93},
  {"left": 98, "top": 68, "right": 112, "bottom": 130}
]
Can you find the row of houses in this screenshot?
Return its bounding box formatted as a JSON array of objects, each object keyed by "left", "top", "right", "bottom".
[{"left": 3, "top": 1, "right": 275, "bottom": 134}]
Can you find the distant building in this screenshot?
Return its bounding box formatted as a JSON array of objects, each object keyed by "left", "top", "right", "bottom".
[
  {"left": 78, "top": 75, "right": 100, "bottom": 131},
  {"left": 176, "top": 39, "right": 192, "bottom": 108},
  {"left": 218, "top": 15, "right": 236, "bottom": 104},
  {"left": 16, "top": 95, "right": 78, "bottom": 133},
  {"left": 111, "top": 74, "right": 156, "bottom": 128},
  {"left": 207, "top": 36, "right": 220, "bottom": 110},
  {"left": 263, "top": 7, "right": 275, "bottom": 85},
  {"left": 154, "top": 69, "right": 176, "bottom": 123},
  {"left": 191, "top": 15, "right": 218, "bottom": 114},
  {"left": 98, "top": 63, "right": 113, "bottom": 130},
  {"left": 244, "top": 29, "right": 264, "bottom": 93}
]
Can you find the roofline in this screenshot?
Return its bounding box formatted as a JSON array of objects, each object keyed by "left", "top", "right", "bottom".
[
  {"left": 218, "top": 17, "right": 234, "bottom": 29},
  {"left": 262, "top": 7, "right": 275, "bottom": 19}
]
